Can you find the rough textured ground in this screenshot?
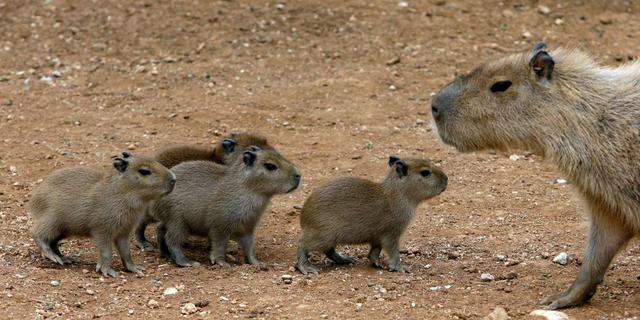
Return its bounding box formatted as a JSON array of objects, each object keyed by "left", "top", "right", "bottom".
[{"left": 1, "top": 0, "right": 640, "bottom": 319}]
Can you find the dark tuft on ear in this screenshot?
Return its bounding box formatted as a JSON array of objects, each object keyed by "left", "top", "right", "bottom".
[
  {"left": 529, "top": 42, "right": 554, "bottom": 81},
  {"left": 121, "top": 151, "right": 132, "bottom": 159},
  {"left": 113, "top": 157, "right": 129, "bottom": 173},
  {"left": 221, "top": 139, "right": 236, "bottom": 154},
  {"left": 248, "top": 145, "right": 261, "bottom": 152},
  {"left": 243, "top": 150, "right": 257, "bottom": 167},
  {"left": 388, "top": 155, "right": 401, "bottom": 167},
  {"left": 394, "top": 160, "right": 408, "bottom": 178}
]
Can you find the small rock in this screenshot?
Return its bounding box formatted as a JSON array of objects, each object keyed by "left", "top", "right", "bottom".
[
  {"left": 554, "top": 18, "right": 564, "bottom": 25},
  {"left": 501, "top": 9, "right": 514, "bottom": 18},
  {"left": 553, "top": 252, "right": 569, "bottom": 266},
  {"left": 522, "top": 31, "right": 532, "bottom": 39},
  {"left": 148, "top": 299, "right": 159, "bottom": 309},
  {"left": 195, "top": 301, "right": 210, "bottom": 308},
  {"left": 555, "top": 179, "right": 567, "bottom": 185},
  {"left": 293, "top": 205, "right": 303, "bottom": 210},
  {"left": 398, "top": 1, "right": 409, "bottom": 8},
  {"left": 86, "top": 289, "right": 95, "bottom": 295},
  {"left": 282, "top": 274, "right": 293, "bottom": 284},
  {"left": 495, "top": 255, "right": 507, "bottom": 262},
  {"left": 50, "top": 280, "right": 60, "bottom": 286},
  {"left": 355, "top": 303, "right": 363, "bottom": 310},
  {"left": 181, "top": 303, "right": 198, "bottom": 315},
  {"left": 429, "top": 285, "right": 452, "bottom": 292},
  {"left": 537, "top": 5, "right": 550, "bottom": 15},
  {"left": 529, "top": 309, "right": 570, "bottom": 320},
  {"left": 388, "top": 85, "right": 397, "bottom": 91},
  {"left": 386, "top": 56, "right": 401, "bottom": 66},
  {"left": 351, "top": 155, "right": 363, "bottom": 160},
  {"left": 509, "top": 154, "right": 521, "bottom": 161},
  {"left": 447, "top": 251, "right": 460, "bottom": 260},
  {"left": 599, "top": 16, "right": 614, "bottom": 25},
  {"left": 378, "top": 286, "right": 387, "bottom": 294},
  {"left": 480, "top": 273, "right": 495, "bottom": 282},
  {"left": 484, "top": 306, "right": 510, "bottom": 320},
  {"left": 163, "top": 287, "right": 178, "bottom": 296},
  {"left": 128, "top": 310, "right": 134, "bottom": 315}
]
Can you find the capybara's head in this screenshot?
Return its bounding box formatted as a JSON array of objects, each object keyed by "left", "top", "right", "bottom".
[
  {"left": 239, "top": 147, "right": 300, "bottom": 196},
  {"left": 386, "top": 156, "right": 447, "bottom": 203},
  {"left": 113, "top": 151, "right": 176, "bottom": 199},
  {"left": 431, "top": 42, "right": 572, "bottom": 154},
  {"left": 212, "top": 132, "right": 275, "bottom": 165}
]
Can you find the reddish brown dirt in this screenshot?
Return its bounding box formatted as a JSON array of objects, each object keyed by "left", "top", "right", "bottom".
[{"left": 2, "top": 0, "right": 640, "bottom": 319}]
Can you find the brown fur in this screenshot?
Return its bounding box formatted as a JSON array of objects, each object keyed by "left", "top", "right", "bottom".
[
  {"left": 135, "top": 132, "right": 274, "bottom": 250},
  {"left": 431, "top": 42, "right": 640, "bottom": 309},
  {"left": 151, "top": 147, "right": 300, "bottom": 267},
  {"left": 29, "top": 152, "right": 175, "bottom": 277},
  {"left": 296, "top": 156, "right": 447, "bottom": 274}
]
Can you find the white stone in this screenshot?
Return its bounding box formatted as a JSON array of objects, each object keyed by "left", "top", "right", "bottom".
[
  {"left": 162, "top": 287, "right": 178, "bottom": 296},
  {"left": 480, "top": 273, "right": 495, "bottom": 282},
  {"left": 50, "top": 280, "right": 60, "bottom": 286},
  {"left": 555, "top": 179, "right": 567, "bottom": 185},
  {"left": 181, "top": 303, "right": 198, "bottom": 315},
  {"left": 537, "top": 5, "right": 551, "bottom": 15},
  {"left": 509, "top": 154, "right": 521, "bottom": 161},
  {"left": 530, "top": 309, "right": 570, "bottom": 320},
  {"left": 147, "top": 299, "right": 159, "bottom": 309},
  {"left": 553, "top": 252, "right": 569, "bottom": 266}
]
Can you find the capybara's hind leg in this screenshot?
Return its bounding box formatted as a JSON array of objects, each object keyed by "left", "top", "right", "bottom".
[
  {"left": 324, "top": 247, "right": 354, "bottom": 265},
  {"left": 368, "top": 243, "right": 382, "bottom": 268},
  {"left": 296, "top": 240, "right": 320, "bottom": 274},
  {"left": 542, "top": 213, "right": 632, "bottom": 309},
  {"left": 50, "top": 237, "right": 73, "bottom": 264}
]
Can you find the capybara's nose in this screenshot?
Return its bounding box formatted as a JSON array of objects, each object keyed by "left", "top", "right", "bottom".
[{"left": 431, "top": 83, "right": 457, "bottom": 122}]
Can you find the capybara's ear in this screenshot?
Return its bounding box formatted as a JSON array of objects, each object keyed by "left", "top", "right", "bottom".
[
  {"left": 248, "top": 145, "right": 261, "bottom": 152},
  {"left": 529, "top": 42, "right": 554, "bottom": 81},
  {"left": 221, "top": 139, "right": 237, "bottom": 154},
  {"left": 388, "top": 155, "right": 401, "bottom": 167},
  {"left": 121, "top": 151, "right": 132, "bottom": 159},
  {"left": 113, "top": 157, "right": 129, "bottom": 173},
  {"left": 394, "top": 160, "right": 408, "bottom": 178},
  {"left": 243, "top": 150, "right": 257, "bottom": 167}
]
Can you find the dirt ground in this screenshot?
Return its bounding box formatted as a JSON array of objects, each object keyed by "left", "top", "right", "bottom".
[{"left": 2, "top": 0, "right": 640, "bottom": 319}]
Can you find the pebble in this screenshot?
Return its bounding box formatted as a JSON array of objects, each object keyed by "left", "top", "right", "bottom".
[
  {"left": 555, "top": 178, "right": 567, "bottom": 185},
  {"left": 147, "top": 299, "right": 159, "bottom": 309},
  {"left": 530, "top": 309, "right": 570, "bottom": 320},
  {"left": 293, "top": 205, "right": 303, "bottom": 210},
  {"left": 509, "top": 154, "right": 521, "bottom": 161},
  {"left": 388, "top": 85, "right": 397, "bottom": 91},
  {"left": 537, "top": 5, "right": 551, "bottom": 15},
  {"left": 554, "top": 18, "right": 564, "bottom": 25},
  {"left": 495, "top": 255, "right": 507, "bottom": 262},
  {"left": 282, "top": 274, "right": 293, "bottom": 284},
  {"left": 480, "top": 273, "right": 495, "bottom": 282},
  {"left": 386, "top": 56, "right": 401, "bottom": 66},
  {"left": 397, "top": 1, "right": 409, "bottom": 8},
  {"left": 553, "top": 252, "right": 569, "bottom": 266},
  {"left": 429, "top": 285, "right": 452, "bottom": 292},
  {"left": 50, "top": 280, "right": 60, "bottom": 286},
  {"left": 86, "top": 289, "right": 95, "bottom": 295},
  {"left": 181, "top": 303, "right": 198, "bottom": 315},
  {"left": 484, "top": 306, "right": 510, "bottom": 320},
  {"left": 163, "top": 287, "right": 178, "bottom": 296},
  {"left": 523, "top": 31, "right": 533, "bottom": 39}
]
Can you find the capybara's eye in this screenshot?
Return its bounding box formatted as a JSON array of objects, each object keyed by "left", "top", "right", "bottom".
[
  {"left": 420, "top": 169, "right": 432, "bottom": 177},
  {"left": 138, "top": 169, "right": 152, "bottom": 176},
  {"left": 264, "top": 163, "right": 278, "bottom": 171},
  {"left": 490, "top": 80, "right": 512, "bottom": 93}
]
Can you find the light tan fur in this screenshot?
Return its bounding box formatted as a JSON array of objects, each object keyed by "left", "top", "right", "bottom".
[
  {"left": 296, "top": 156, "right": 448, "bottom": 274},
  {"left": 431, "top": 43, "right": 640, "bottom": 309},
  {"left": 151, "top": 147, "right": 300, "bottom": 267},
  {"left": 29, "top": 152, "right": 175, "bottom": 277},
  {"left": 135, "top": 132, "right": 274, "bottom": 250}
]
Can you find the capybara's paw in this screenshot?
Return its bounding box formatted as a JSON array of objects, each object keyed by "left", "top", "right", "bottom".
[
  {"left": 541, "top": 287, "right": 592, "bottom": 309},
  {"left": 136, "top": 240, "right": 154, "bottom": 251},
  {"left": 296, "top": 262, "right": 320, "bottom": 275}
]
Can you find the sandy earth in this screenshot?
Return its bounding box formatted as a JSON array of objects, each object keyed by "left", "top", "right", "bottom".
[{"left": 1, "top": 0, "right": 640, "bottom": 319}]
